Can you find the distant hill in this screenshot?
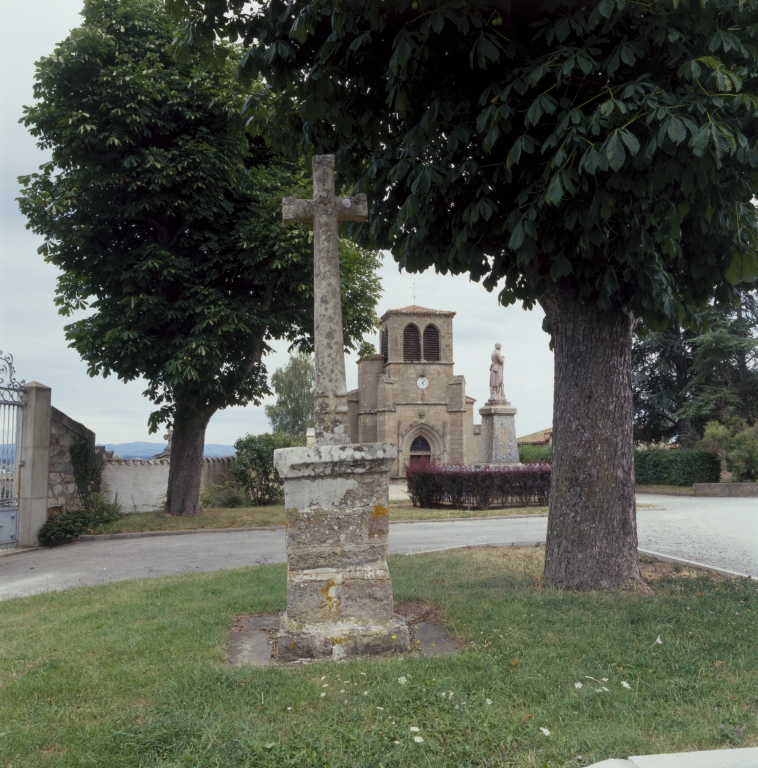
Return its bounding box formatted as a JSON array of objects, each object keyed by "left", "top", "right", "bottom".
[{"left": 103, "top": 442, "right": 236, "bottom": 459}]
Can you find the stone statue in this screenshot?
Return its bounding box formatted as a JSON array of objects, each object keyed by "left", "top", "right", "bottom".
[{"left": 489, "top": 343, "right": 505, "bottom": 401}]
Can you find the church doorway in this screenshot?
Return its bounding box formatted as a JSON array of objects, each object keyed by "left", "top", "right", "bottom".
[{"left": 408, "top": 435, "right": 432, "bottom": 466}]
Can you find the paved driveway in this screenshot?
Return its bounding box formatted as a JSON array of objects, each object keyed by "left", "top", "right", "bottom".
[{"left": 0, "top": 495, "right": 754, "bottom": 601}]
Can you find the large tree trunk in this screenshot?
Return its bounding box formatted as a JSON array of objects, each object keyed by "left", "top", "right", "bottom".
[
  {"left": 166, "top": 406, "right": 214, "bottom": 516},
  {"left": 541, "top": 293, "right": 647, "bottom": 591}
]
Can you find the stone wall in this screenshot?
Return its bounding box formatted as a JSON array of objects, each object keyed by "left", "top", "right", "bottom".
[
  {"left": 693, "top": 482, "right": 758, "bottom": 497},
  {"left": 102, "top": 455, "right": 236, "bottom": 513},
  {"left": 48, "top": 406, "right": 96, "bottom": 515}
]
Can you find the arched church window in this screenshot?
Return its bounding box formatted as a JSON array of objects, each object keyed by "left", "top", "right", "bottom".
[
  {"left": 423, "top": 325, "right": 440, "bottom": 361},
  {"left": 381, "top": 328, "right": 388, "bottom": 363},
  {"left": 403, "top": 324, "right": 420, "bottom": 361},
  {"left": 410, "top": 435, "right": 431, "bottom": 452}
]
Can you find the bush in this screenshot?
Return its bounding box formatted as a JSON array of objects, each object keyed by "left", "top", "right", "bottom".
[
  {"left": 700, "top": 420, "right": 758, "bottom": 483},
  {"left": 200, "top": 481, "right": 248, "bottom": 509},
  {"left": 634, "top": 448, "right": 721, "bottom": 486},
  {"left": 726, "top": 425, "right": 758, "bottom": 482},
  {"left": 518, "top": 444, "right": 552, "bottom": 464},
  {"left": 232, "top": 433, "right": 304, "bottom": 506},
  {"left": 405, "top": 463, "right": 551, "bottom": 510},
  {"left": 38, "top": 493, "right": 122, "bottom": 546}
]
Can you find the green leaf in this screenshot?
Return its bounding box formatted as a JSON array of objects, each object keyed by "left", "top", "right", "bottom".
[
  {"left": 550, "top": 253, "right": 573, "bottom": 280},
  {"left": 667, "top": 116, "right": 687, "bottom": 144},
  {"left": 605, "top": 133, "right": 626, "bottom": 171},
  {"left": 619, "top": 129, "right": 640, "bottom": 156},
  {"left": 546, "top": 173, "right": 564, "bottom": 205}
]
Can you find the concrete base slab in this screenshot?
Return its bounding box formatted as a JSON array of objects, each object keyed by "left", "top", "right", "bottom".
[
  {"left": 590, "top": 748, "right": 758, "bottom": 767},
  {"left": 229, "top": 611, "right": 459, "bottom": 665},
  {"left": 413, "top": 621, "right": 459, "bottom": 657},
  {"left": 228, "top": 614, "right": 279, "bottom": 666}
]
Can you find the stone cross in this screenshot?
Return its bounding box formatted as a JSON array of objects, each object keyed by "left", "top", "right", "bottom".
[{"left": 282, "top": 155, "right": 367, "bottom": 445}]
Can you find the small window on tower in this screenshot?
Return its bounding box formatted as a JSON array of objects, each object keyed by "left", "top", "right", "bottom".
[
  {"left": 381, "top": 329, "right": 388, "bottom": 363},
  {"left": 423, "top": 325, "right": 440, "bottom": 361},
  {"left": 403, "top": 324, "right": 420, "bottom": 361}
]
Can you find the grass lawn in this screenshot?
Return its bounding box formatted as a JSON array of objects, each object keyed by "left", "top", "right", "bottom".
[
  {"left": 0, "top": 548, "right": 755, "bottom": 767},
  {"left": 91, "top": 500, "right": 547, "bottom": 536}
]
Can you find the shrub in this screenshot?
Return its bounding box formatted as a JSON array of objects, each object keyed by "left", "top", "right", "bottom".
[
  {"left": 700, "top": 420, "right": 758, "bottom": 483},
  {"left": 233, "top": 433, "right": 304, "bottom": 506},
  {"left": 634, "top": 448, "right": 721, "bottom": 486},
  {"left": 38, "top": 493, "right": 122, "bottom": 546},
  {"left": 405, "top": 463, "right": 551, "bottom": 510},
  {"left": 727, "top": 425, "right": 758, "bottom": 482},
  {"left": 518, "top": 444, "right": 552, "bottom": 464},
  {"left": 200, "top": 481, "right": 248, "bottom": 509}
]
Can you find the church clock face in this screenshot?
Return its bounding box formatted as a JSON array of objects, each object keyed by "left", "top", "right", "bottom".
[{"left": 416, "top": 376, "right": 429, "bottom": 390}]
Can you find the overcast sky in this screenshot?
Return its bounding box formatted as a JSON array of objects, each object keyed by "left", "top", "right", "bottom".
[{"left": 0, "top": 1, "right": 554, "bottom": 447}]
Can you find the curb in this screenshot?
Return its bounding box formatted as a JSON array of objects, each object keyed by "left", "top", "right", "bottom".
[
  {"left": 77, "top": 525, "right": 286, "bottom": 541},
  {"left": 0, "top": 547, "right": 35, "bottom": 559},
  {"left": 74, "top": 513, "right": 549, "bottom": 542},
  {"left": 638, "top": 548, "right": 752, "bottom": 579}
]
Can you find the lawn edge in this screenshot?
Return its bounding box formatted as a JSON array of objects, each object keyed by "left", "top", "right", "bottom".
[{"left": 76, "top": 512, "right": 549, "bottom": 541}]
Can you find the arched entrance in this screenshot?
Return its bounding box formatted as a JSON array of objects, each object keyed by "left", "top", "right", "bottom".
[
  {"left": 408, "top": 435, "right": 431, "bottom": 466},
  {"left": 399, "top": 424, "right": 444, "bottom": 476}
]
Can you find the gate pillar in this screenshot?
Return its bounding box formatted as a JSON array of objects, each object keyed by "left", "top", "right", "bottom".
[{"left": 18, "top": 382, "right": 51, "bottom": 547}]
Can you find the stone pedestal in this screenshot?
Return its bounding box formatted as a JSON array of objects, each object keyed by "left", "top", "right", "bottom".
[
  {"left": 274, "top": 442, "right": 410, "bottom": 661},
  {"left": 477, "top": 400, "right": 520, "bottom": 465}
]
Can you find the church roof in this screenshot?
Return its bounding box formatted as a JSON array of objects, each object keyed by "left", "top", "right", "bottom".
[{"left": 381, "top": 305, "right": 456, "bottom": 320}]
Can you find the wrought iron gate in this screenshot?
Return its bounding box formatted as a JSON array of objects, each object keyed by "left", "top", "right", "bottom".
[{"left": 0, "top": 352, "right": 24, "bottom": 550}]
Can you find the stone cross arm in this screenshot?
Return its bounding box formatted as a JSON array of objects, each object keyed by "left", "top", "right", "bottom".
[{"left": 282, "top": 193, "right": 368, "bottom": 226}]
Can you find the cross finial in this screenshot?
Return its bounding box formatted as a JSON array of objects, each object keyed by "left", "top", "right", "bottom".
[
  {"left": 281, "top": 155, "right": 368, "bottom": 445},
  {"left": 411, "top": 283, "right": 419, "bottom": 303}
]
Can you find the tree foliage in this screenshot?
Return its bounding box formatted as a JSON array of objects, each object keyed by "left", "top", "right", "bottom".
[
  {"left": 171, "top": 0, "right": 758, "bottom": 323},
  {"left": 18, "top": 0, "right": 382, "bottom": 436},
  {"left": 264, "top": 352, "right": 315, "bottom": 436},
  {"left": 633, "top": 292, "right": 758, "bottom": 444}
]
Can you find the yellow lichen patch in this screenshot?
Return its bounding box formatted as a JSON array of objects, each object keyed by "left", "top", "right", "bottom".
[{"left": 372, "top": 505, "right": 388, "bottom": 518}]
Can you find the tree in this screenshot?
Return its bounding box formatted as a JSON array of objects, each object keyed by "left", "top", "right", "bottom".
[
  {"left": 18, "top": 0, "right": 382, "bottom": 516},
  {"left": 633, "top": 292, "right": 758, "bottom": 444},
  {"left": 265, "top": 352, "right": 315, "bottom": 436},
  {"left": 172, "top": 0, "right": 758, "bottom": 589},
  {"left": 632, "top": 323, "right": 698, "bottom": 445}
]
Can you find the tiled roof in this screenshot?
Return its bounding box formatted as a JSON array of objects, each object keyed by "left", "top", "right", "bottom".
[
  {"left": 381, "top": 305, "right": 456, "bottom": 320},
  {"left": 516, "top": 428, "right": 553, "bottom": 445}
]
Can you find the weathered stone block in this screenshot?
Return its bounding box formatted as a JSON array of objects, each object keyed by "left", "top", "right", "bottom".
[{"left": 274, "top": 442, "right": 409, "bottom": 660}]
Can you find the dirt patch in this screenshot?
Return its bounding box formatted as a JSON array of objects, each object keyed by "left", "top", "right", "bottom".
[{"left": 638, "top": 555, "right": 724, "bottom": 581}]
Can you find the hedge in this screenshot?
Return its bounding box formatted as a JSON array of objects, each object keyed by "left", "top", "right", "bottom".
[
  {"left": 634, "top": 449, "right": 721, "bottom": 486},
  {"left": 405, "top": 463, "right": 551, "bottom": 510}
]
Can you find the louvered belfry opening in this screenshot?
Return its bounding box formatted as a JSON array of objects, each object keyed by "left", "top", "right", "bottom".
[
  {"left": 403, "top": 324, "right": 420, "bottom": 361},
  {"left": 381, "top": 329, "right": 389, "bottom": 363},
  {"left": 423, "top": 325, "right": 440, "bottom": 361}
]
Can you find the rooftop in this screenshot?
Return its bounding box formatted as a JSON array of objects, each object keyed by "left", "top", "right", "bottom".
[{"left": 380, "top": 305, "right": 457, "bottom": 320}]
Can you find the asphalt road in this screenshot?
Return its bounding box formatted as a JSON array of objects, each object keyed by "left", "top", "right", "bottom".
[{"left": 0, "top": 494, "right": 754, "bottom": 601}]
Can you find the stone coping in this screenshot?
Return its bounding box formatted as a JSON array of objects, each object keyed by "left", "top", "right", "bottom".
[
  {"left": 693, "top": 482, "right": 758, "bottom": 497},
  {"left": 590, "top": 747, "right": 758, "bottom": 767},
  {"left": 103, "top": 455, "right": 234, "bottom": 466}
]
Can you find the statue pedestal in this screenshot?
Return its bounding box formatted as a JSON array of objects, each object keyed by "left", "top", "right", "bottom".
[
  {"left": 477, "top": 400, "right": 521, "bottom": 465},
  {"left": 273, "top": 443, "right": 410, "bottom": 661}
]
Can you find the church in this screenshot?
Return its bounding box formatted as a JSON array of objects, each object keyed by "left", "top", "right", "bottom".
[{"left": 347, "top": 305, "right": 481, "bottom": 477}]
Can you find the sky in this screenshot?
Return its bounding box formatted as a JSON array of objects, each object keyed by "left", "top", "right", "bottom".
[{"left": 0, "top": 1, "right": 555, "bottom": 447}]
